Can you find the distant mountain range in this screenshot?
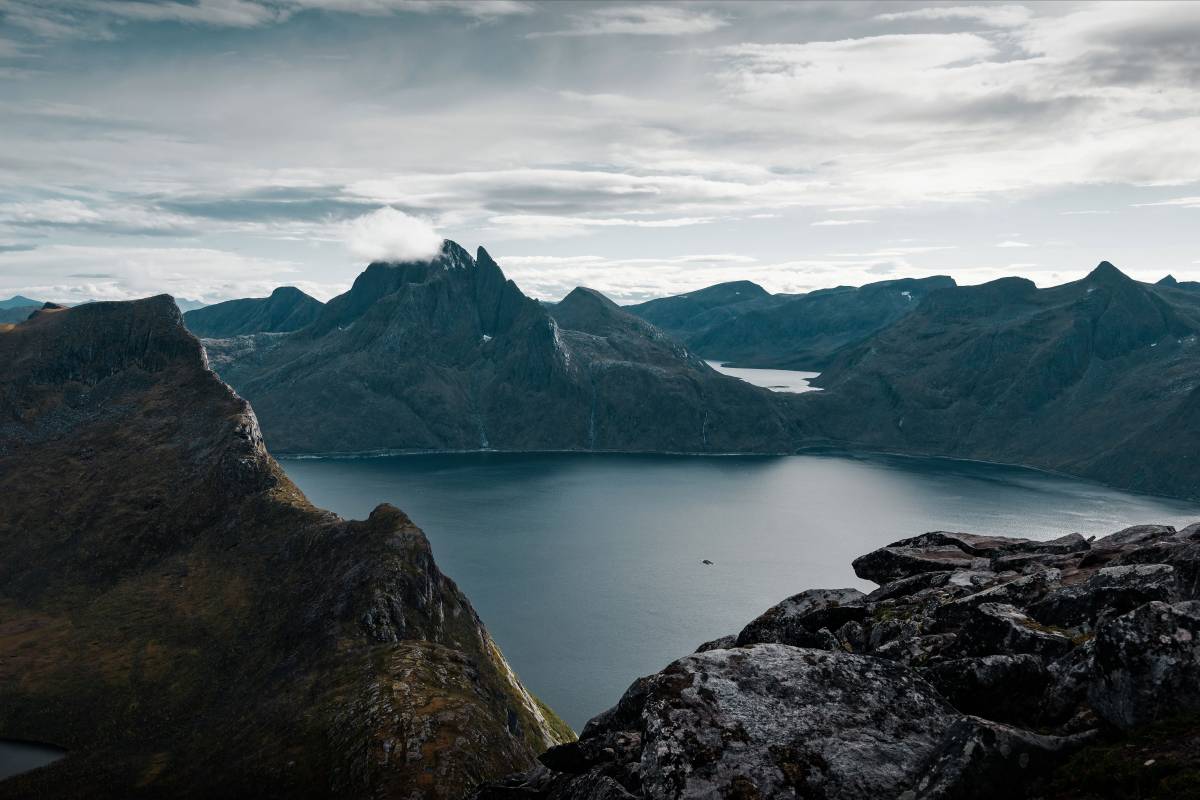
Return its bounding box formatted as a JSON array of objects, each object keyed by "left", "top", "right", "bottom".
[
  {"left": 627, "top": 275, "right": 955, "bottom": 369},
  {"left": 797, "top": 262, "right": 1200, "bottom": 500},
  {"left": 0, "top": 296, "right": 569, "bottom": 798},
  {"left": 183, "top": 285, "right": 321, "bottom": 337},
  {"left": 202, "top": 241, "right": 792, "bottom": 455}
]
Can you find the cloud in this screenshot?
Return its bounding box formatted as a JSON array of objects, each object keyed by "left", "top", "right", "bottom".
[
  {"left": 1132, "top": 196, "right": 1200, "bottom": 208},
  {"left": 486, "top": 213, "right": 716, "bottom": 239},
  {"left": 346, "top": 207, "right": 443, "bottom": 262},
  {"left": 528, "top": 4, "right": 727, "bottom": 38},
  {"left": 996, "top": 240, "right": 1030, "bottom": 247},
  {"left": 812, "top": 219, "right": 872, "bottom": 227},
  {"left": 875, "top": 5, "right": 1033, "bottom": 28}
]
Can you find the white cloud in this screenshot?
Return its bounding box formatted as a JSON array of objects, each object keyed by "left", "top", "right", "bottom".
[
  {"left": 486, "top": 213, "right": 717, "bottom": 239},
  {"left": 346, "top": 207, "right": 443, "bottom": 262},
  {"left": 528, "top": 5, "right": 727, "bottom": 38},
  {"left": 996, "top": 240, "right": 1030, "bottom": 247},
  {"left": 1132, "top": 196, "right": 1200, "bottom": 208},
  {"left": 875, "top": 5, "right": 1033, "bottom": 28},
  {"left": 812, "top": 219, "right": 873, "bottom": 227}
]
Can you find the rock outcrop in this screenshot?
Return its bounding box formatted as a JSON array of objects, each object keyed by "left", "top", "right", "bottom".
[
  {"left": 799, "top": 262, "right": 1200, "bottom": 501},
  {"left": 203, "top": 241, "right": 793, "bottom": 455},
  {"left": 475, "top": 521, "right": 1200, "bottom": 799},
  {"left": 0, "top": 298, "right": 571, "bottom": 799}
]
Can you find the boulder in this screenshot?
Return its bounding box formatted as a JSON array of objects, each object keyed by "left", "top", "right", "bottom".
[
  {"left": 542, "top": 645, "right": 956, "bottom": 799},
  {"left": 958, "top": 603, "right": 1073, "bottom": 659},
  {"left": 1027, "top": 563, "right": 1177, "bottom": 629},
  {"left": 1089, "top": 600, "right": 1200, "bottom": 729},
  {"left": 910, "top": 717, "right": 1098, "bottom": 799},
  {"left": 736, "top": 588, "right": 867, "bottom": 648}
]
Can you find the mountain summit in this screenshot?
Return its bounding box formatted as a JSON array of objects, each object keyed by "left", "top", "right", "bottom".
[{"left": 203, "top": 242, "right": 792, "bottom": 454}]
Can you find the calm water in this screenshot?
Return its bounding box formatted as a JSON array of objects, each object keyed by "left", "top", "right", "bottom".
[
  {"left": 0, "top": 740, "right": 64, "bottom": 781},
  {"left": 706, "top": 360, "right": 821, "bottom": 392},
  {"left": 282, "top": 452, "right": 1200, "bottom": 730}
]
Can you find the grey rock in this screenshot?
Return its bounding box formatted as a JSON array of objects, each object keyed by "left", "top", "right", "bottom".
[
  {"left": 736, "top": 588, "right": 867, "bottom": 648},
  {"left": 911, "top": 717, "right": 1098, "bottom": 799},
  {"left": 1089, "top": 600, "right": 1200, "bottom": 729},
  {"left": 958, "top": 603, "right": 1073, "bottom": 659},
  {"left": 1027, "top": 563, "right": 1177, "bottom": 629}
]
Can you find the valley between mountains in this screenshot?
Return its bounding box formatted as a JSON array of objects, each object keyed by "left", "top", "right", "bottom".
[{"left": 3, "top": 246, "right": 1199, "bottom": 799}]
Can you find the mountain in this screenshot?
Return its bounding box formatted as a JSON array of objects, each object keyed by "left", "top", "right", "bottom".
[
  {"left": 204, "top": 241, "right": 793, "bottom": 455},
  {"left": 0, "top": 304, "right": 37, "bottom": 324},
  {"left": 0, "top": 297, "right": 570, "bottom": 799},
  {"left": 0, "top": 295, "right": 40, "bottom": 309},
  {"left": 476, "top": 521, "right": 1200, "bottom": 799},
  {"left": 627, "top": 276, "right": 956, "bottom": 369},
  {"left": 799, "top": 262, "right": 1200, "bottom": 500},
  {"left": 183, "top": 286, "right": 321, "bottom": 337}
]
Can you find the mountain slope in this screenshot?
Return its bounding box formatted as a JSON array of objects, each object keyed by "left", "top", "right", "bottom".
[
  {"left": 800, "top": 262, "right": 1200, "bottom": 499},
  {"left": 205, "top": 242, "right": 793, "bottom": 455},
  {"left": 0, "top": 297, "right": 569, "bottom": 799},
  {"left": 0, "top": 295, "right": 40, "bottom": 310},
  {"left": 628, "top": 276, "right": 955, "bottom": 369},
  {"left": 183, "top": 286, "right": 322, "bottom": 338}
]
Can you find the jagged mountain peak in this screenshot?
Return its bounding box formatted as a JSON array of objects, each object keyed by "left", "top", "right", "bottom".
[{"left": 1158, "top": 274, "right": 1179, "bottom": 286}]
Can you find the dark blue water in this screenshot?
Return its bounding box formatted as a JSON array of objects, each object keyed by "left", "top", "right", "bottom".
[
  {"left": 0, "top": 740, "right": 64, "bottom": 781},
  {"left": 281, "top": 451, "right": 1200, "bottom": 730}
]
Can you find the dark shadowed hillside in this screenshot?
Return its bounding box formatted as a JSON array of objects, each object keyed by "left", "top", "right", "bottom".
[
  {"left": 799, "top": 262, "right": 1200, "bottom": 500},
  {"left": 627, "top": 276, "right": 955, "bottom": 369},
  {"left": 0, "top": 297, "right": 570, "bottom": 799},
  {"left": 183, "top": 285, "right": 323, "bottom": 337},
  {"left": 204, "top": 241, "right": 793, "bottom": 455}
]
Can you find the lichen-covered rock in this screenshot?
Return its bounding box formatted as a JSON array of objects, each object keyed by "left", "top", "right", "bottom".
[
  {"left": 736, "top": 588, "right": 866, "bottom": 648},
  {"left": 1028, "top": 563, "right": 1177, "bottom": 629},
  {"left": 911, "top": 717, "right": 1097, "bottom": 799},
  {"left": 1090, "top": 600, "right": 1200, "bottom": 729},
  {"left": 958, "top": 602, "right": 1074, "bottom": 659}
]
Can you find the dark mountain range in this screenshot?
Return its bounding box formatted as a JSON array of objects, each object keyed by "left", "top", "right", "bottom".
[
  {"left": 627, "top": 275, "right": 956, "bottom": 369},
  {"left": 0, "top": 297, "right": 570, "bottom": 799},
  {"left": 183, "top": 286, "right": 321, "bottom": 338},
  {"left": 478, "top": 522, "right": 1200, "bottom": 799},
  {"left": 0, "top": 295, "right": 40, "bottom": 309},
  {"left": 799, "top": 262, "right": 1200, "bottom": 500},
  {"left": 204, "top": 241, "right": 792, "bottom": 455}
]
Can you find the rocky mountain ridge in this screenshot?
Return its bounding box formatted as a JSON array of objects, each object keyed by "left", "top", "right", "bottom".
[
  {"left": 0, "top": 297, "right": 570, "bottom": 799},
  {"left": 204, "top": 241, "right": 793, "bottom": 455},
  {"left": 627, "top": 275, "right": 956, "bottom": 369},
  {"left": 798, "top": 262, "right": 1200, "bottom": 501},
  {"left": 477, "top": 521, "right": 1200, "bottom": 799}
]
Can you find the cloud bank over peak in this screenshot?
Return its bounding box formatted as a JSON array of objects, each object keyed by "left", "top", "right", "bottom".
[{"left": 346, "top": 207, "right": 444, "bottom": 263}]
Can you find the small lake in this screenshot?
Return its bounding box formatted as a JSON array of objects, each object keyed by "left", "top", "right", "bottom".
[
  {"left": 706, "top": 360, "right": 821, "bottom": 392},
  {"left": 282, "top": 451, "right": 1200, "bottom": 730},
  {"left": 0, "top": 740, "right": 64, "bottom": 781}
]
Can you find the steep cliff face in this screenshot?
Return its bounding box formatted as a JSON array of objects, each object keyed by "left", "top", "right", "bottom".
[
  {"left": 800, "top": 263, "right": 1200, "bottom": 500},
  {"left": 205, "top": 242, "right": 793, "bottom": 455},
  {"left": 0, "top": 297, "right": 570, "bottom": 799},
  {"left": 476, "top": 521, "right": 1200, "bottom": 799},
  {"left": 183, "top": 285, "right": 323, "bottom": 338},
  {"left": 628, "top": 276, "right": 956, "bottom": 369}
]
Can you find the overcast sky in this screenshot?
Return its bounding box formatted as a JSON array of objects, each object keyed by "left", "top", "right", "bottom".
[{"left": 1, "top": 0, "right": 1199, "bottom": 305}]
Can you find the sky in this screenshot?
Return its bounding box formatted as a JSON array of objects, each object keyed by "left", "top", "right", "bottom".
[{"left": 1, "top": 0, "right": 1199, "bottom": 305}]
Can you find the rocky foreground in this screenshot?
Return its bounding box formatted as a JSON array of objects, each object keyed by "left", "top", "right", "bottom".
[
  {"left": 0, "top": 298, "right": 570, "bottom": 799},
  {"left": 477, "top": 523, "right": 1200, "bottom": 799}
]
